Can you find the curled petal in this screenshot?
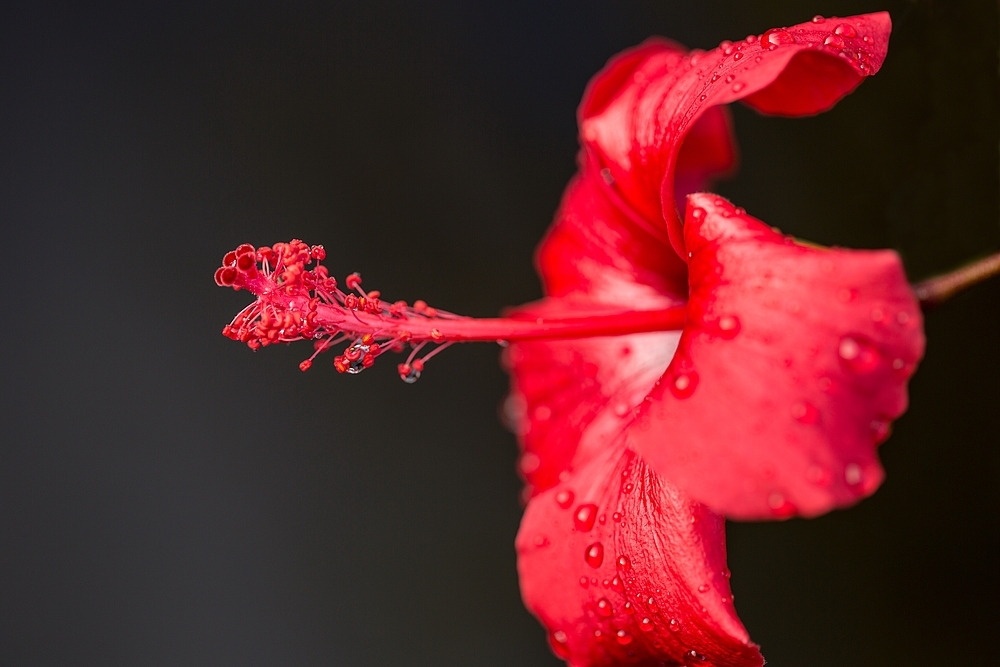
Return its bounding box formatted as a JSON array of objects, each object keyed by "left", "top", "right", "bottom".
[
  {"left": 517, "top": 438, "right": 762, "bottom": 667},
  {"left": 631, "top": 195, "right": 925, "bottom": 520},
  {"left": 579, "top": 12, "right": 891, "bottom": 265}
]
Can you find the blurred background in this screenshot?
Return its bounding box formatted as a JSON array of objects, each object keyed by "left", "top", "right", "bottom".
[{"left": 2, "top": 0, "right": 997, "bottom": 665}]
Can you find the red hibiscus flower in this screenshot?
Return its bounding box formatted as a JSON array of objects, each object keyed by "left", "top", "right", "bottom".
[{"left": 214, "top": 10, "right": 998, "bottom": 667}]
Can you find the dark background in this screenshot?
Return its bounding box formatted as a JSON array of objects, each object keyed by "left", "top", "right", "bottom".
[{"left": 2, "top": 1, "right": 997, "bottom": 665}]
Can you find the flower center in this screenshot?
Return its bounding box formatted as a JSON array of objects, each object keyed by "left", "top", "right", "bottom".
[{"left": 215, "top": 240, "right": 688, "bottom": 381}]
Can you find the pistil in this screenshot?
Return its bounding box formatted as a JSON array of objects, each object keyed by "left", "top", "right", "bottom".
[{"left": 215, "top": 240, "right": 686, "bottom": 381}]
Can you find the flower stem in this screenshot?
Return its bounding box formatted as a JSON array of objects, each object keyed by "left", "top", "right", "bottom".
[{"left": 912, "top": 251, "right": 1000, "bottom": 308}]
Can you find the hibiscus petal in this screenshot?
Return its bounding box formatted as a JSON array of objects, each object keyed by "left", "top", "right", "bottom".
[
  {"left": 579, "top": 12, "right": 891, "bottom": 263},
  {"left": 505, "top": 326, "right": 679, "bottom": 495},
  {"left": 516, "top": 436, "right": 762, "bottom": 667},
  {"left": 631, "top": 195, "right": 925, "bottom": 520}
]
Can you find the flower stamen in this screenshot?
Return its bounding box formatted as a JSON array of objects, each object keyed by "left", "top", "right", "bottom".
[{"left": 215, "top": 240, "right": 688, "bottom": 381}]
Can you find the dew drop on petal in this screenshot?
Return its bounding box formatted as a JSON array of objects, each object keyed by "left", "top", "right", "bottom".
[
  {"left": 519, "top": 452, "right": 540, "bottom": 475},
  {"left": 596, "top": 598, "right": 614, "bottom": 617},
  {"left": 824, "top": 34, "right": 845, "bottom": 50},
  {"left": 845, "top": 463, "right": 863, "bottom": 486},
  {"left": 717, "top": 314, "right": 740, "bottom": 338},
  {"left": 575, "top": 504, "right": 598, "bottom": 532},
  {"left": 669, "top": 619, "right": 681, "bottom": 632},
  {"left": 622, "top": 482, "right": 634, "bottom": 494},
  {"left": 791, "top": 401, "right": 819, "bottom": 424},
  {"left": 733, "top": 52, "right": 743, "bottom": 61},
  {"left": 768, "top": 492, "right": 798, "bottom": 518},
  {"left": 610, "top": 575, "right": 625, "bottom": 593},
  {"left": 871, "top": 418, "right": 891, "bottom": 444},
  {"left": 612, "top": 511, "right": 622, "bottom": 522},
  {"left": 555, "top": 489, "right": 574, "bottom": 509},
  {"left": 838, "top": 335, "right": 880, "bottom": 372},
  {"left": 812, "top": 14, "right": 826, "bottom": 23},
  {"left": 548, "top": 631, "right": 570, "bottom": 659},
  {"left": 732, "top": 81, "right": 745, "bottom": 92},
  {"left": 725, "top": 73, "right": 735, "bottom": 83},
  {"left": 623, "top": 601, "right": 635, "bottom": 614},
  {"left": 617, "top": 555, "right": 632, "bottom": 571},
  {"left": 670, "top": 371, "right": 699, "bottom": 399},
  {"left": 762, "top": 28, "right": 795, "bottom": 46},
  {"left": 579, "top": 576, "right": 590, "bottom": 588},
  {"left": 863, "top": 35, "right": 874, "bottom": 44},
  {"left": 646, "top": 596, "right": 658, "bottom": 612},
  {"left": 806, "top": 465, "right": 832, "bottom": 486},
  {"left": 585, "top": 543, "right": 604, "bottom": 568},
  {"left": 616, "top": 630, "right": 633, "bottom": 645},
  {"left": 687, "top": 649, "right": 708, "bottom": 663},
  {"left": 613, "top": 402, "right": 630, "bottom": 417},
  {"left": 640, "top": 617, "right": 654, "bottom": 632},
  {"left": 697, "top": 583, "right": 710, "bottom": 593},
  {"left": 834, "top": 23, "right": 857, "bottom": 38}
]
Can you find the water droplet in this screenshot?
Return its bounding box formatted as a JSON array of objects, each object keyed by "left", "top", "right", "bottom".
[
  {"left": 579, "top": 576, "right": 590, "bottom": 588},
  {"left": 687, "top": 650, "right": 708, "bottom": 663},
  {"left": 617, "top": 555, "right": 631, "bottom": 571},
  {"left": 733, "top": 52, "right": 743, "bottom": 61},
  {"left": 732, "top": 82, "right": 745, "bottom": 92},
  {"left": 719, "top": 39, "right": 733, "bottom": 52},
  {"left": 615, "top": 629, "right": 633, "bottom": 645},
  {"left": 548, "top": 631, "right": 570, "bottom": 659},
  {"left": 613, "top": 402, "right": 630, "bottom": 417},
  {"left": 595, "top": 598, "right": 614, "bottom": 617},
  {"left": 646, "top": 596, "right": 658, "bottom": 611},
  {"left": 556, "top": 489, "right": 575, "bottom": 509},
  {"left": 612, "top": 511, "right": 622, "bottom": 522},
  {"left": 896, "top": 311, "right": 911, "bottom": 326},
  {"left": 575, "top": 504, "right": 598, "bottom": 531},
  {"left": 698, "top": 583, "right": 710, "bottom": 593},
  {"left": 671, "top": 371, "right": 699, "bottom": 398},
  {"left": 834, "top": 23, "right": 857, "bottom": 38},
  {"left": 762, "top": 28, "right": 795, "bottom": 47},
  {"left": 533, "top": 404, "right": 552, "bottom": 421},
  {"left": 533, "top": 535, "right": 549, "bottom": 548},
  {"left": 722, "top": 568, "right": 732, "bottom": 579},
  {"left": 622, "top": 483, "right": 634, "bottom": 494},
  {"left": 519, "top": 452, "right": 540, "bottom": 475},
  {"left": 593, "top": 629, "right": 604, "bottom": 641},
  {"left": 838, "top": 335, "right": 880, "bottom": 372},
  {"left": 746, "top": 34, "right": 758, "bottom": 44},
  {"left": 610, "top": 575, "right": 625, "bottom": 593},
  {"left": 755, "top": 55, "right": 763, "bottom": 63},
  {"left": 892, "top": 358, "right": 905, "bottom": 371},
  {"left": 791, "top": 401, "right": 819, "bottom": 424},
  {"left": 669, "top": 619, "right": 681, "bottom": 632},
  {"left": 871, "top": 418, "right": 891, "bottom": 444},
  {"left": 623, "top": 601, "right": 635, "bottom": 614},
  {"left": 640, "top": 617, "right": 654, "bottom": 632},
  {"left": 725, "top": 73, "right": 735, "bottom": 83},
  {"left": 699, "top": 94, "right": 707, "bottom": 102},
  {"left": 585, "top": 543, "right": 604, "bottom": 568},
  {"left": 812, "top": 14, "right": 826, "bottom": 23},
  {"left": 806, "top": 465, "right": 832, "bottom": 486},
  {"left": 863, "top": 35, "right": 874, "bottom": 44},
  {"left": 600, "top": 167, "right": 614, "bottom": 185},
  {"left": 824, "top": 34, "right": 845, "bottom": 50},
  {"left": 768, "top": 492, "right": 798, "bottom": 518},
  {"left": 713, "top": 314, "right": 740, "bottom": 337},
  {"left": 690, "top": 207, "right": 706, "bottom": 221},
  {"left": 844, "top": 463, "right": 863, "bottom": 486}
]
